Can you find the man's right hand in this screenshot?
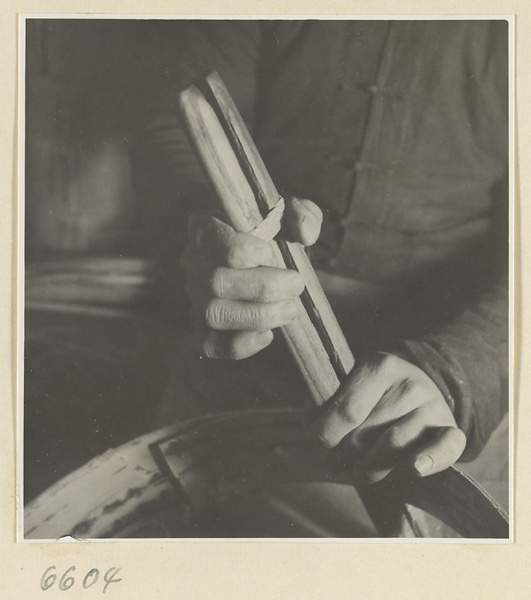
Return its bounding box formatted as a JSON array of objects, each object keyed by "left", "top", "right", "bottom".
[{"left": 180, "top": 198, "right": 322, "bottom": 359}]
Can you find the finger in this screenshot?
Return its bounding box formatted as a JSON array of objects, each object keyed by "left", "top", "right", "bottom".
[
  {"left": 307, "top": 353, "right": 394, "bottom": 449},
  {"left": 285, "top": 197, "right": 323, "bottom": 246},
  {"left": 199, "top": 329, "right": 274, "bottom": 360},
  {"left": 193, "top": 297, "right": 300, "bottom": 331},
  {"left": 187, "top": 212, "right": 276, "bottom": 268},
  {"left": 410, "top": 426, "right": 467, "bottom": 477},
  {"left": 345, "top": 408, "right": 437, "bottom": 484},
  {"left": 187, "top": 265, "right": 305, "bottom": 302}
]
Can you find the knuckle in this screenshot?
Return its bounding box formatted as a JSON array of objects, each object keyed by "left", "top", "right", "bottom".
[
  {"left": 387, "top": 426, "right": 409, "bottom": 450},
  {"left": 225, "top": 239, "right": 247, "bottom": 269},
  {"left": 378, "top": 352, "right": 399, "bottom": 371},
  {"left": 358, "top": 351, "right": 393, "bottom": 376},
  {"left": 422, "top": 396, "right": 451, "bottom": 420},
  {"left": 334, "top": 397, "right": 361, "bottom": 427},
  {"left": 346, "top": 434, "right": 365, "bottom": 455},
  {"left": 314, "top": 430, "right": 336, "bottom": 450}
]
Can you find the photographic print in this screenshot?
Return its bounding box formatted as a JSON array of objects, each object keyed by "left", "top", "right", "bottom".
[{"left": 21, "top": 16, "right": 512, "bottom": 541}]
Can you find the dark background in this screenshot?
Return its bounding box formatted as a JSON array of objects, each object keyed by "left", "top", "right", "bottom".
[{"left": 24, "top": 19, "right": 184, "bottom": 502}]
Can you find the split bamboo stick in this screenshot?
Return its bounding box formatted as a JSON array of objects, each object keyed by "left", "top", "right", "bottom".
[{"left": 179, "top": 71, "right": 354, "bottom": 407}]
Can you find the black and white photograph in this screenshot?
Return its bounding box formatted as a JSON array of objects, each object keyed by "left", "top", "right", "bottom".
[{"left": 21, "top": 16, "right": 512, "bottom": 540}]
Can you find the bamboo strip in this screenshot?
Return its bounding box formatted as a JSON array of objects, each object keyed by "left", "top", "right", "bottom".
[
  {"left": 179, "top": 73, "right": 354, "bottom": 407},
  {"left": 179, "top": 84, "right": 343, "bottom": 405}
]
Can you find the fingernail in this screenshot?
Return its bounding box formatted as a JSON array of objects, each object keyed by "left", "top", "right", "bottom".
[
  {"left": 300, "top": 213, "right": 322, "bottom": 247},
  {"left": 414, "top": 454, "right": 434, "bottom": 476}
]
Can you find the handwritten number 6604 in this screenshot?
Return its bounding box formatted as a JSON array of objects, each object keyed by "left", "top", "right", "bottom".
[{"left": 41, "top": 566, "right": 122, "bottom": 593}]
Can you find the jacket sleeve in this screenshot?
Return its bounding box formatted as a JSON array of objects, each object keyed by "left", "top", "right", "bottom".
[
  {"left": 393, "top": 22, "right": 510, "bottom": 461},
  {"left": 394, "top": 279, "right": 509, "bottom": 461}
]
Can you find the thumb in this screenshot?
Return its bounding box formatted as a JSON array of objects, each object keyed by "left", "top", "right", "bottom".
[
  {"left": 410, "top": 426, "right": 467, "bottom": 477},
  {"left": 285, "top": 197, "right": 323, "bottom": 246}
]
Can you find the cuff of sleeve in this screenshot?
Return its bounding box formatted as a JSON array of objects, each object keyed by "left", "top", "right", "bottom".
[{"left": 388, "top": 339, "right": 478, "bottom": 460}]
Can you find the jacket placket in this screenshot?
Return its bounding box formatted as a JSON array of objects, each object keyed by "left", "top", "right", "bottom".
[{"left": 334, "top": 21, "right": 428, "bottom": 281}]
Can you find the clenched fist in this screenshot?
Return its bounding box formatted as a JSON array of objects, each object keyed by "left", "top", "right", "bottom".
[{"left": 180, "top": 197, "right": 322, "bottom": 360}]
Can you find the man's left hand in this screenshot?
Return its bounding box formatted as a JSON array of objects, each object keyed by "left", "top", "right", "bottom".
[{"left": 308, "top": 352, "right": 466, "bottom": 483}]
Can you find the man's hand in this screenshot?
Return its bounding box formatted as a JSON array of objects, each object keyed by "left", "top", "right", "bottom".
[
  {"left": 181, "top": 197, "right": 466, "bottom": 480},
  {"left": 180, "top": 197, "right": 322, "bottom": 360},
  {"left": 308, "top": 352, "right": 466, "bottom": 481}
]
